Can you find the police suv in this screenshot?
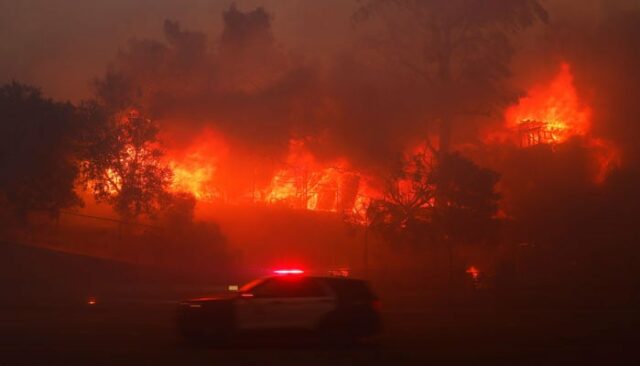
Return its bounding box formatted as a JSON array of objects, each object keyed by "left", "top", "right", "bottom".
[{"left": 177, "top": 269, "right": 381, "bottom": 343}]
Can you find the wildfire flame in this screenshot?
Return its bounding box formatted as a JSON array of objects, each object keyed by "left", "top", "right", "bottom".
[
  {"left": 261, "top": 140, "right": 365, "bottom": 213},
  {"left": 502, "top": 62, "right": 619, "bottom": 181},
  {"left": 115, "top": 63, "right": 619, "bottom": 218},
  {"left": 506, "top": 63, "right": 591, "bottom": 145},
  {"left": 169, "top": 154, "right": 218, "bottom": 201},
  {"left": 165, "top": 137, "right": 374, "bottom": 217},
  {"left": 165, "top": 129, "right": 227, "bottom": 201}
]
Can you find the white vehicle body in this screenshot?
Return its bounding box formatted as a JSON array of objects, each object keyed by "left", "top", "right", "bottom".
[
  {"left": 235, "top": 276, "right": 337, "bottom": 330},
  {"left": 177, "top": 274, "right": 381, "bottom": 342}
]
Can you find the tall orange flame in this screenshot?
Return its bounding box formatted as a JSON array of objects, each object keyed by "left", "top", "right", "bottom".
[
  {"left": 506, "top": 63, "right": 591, "bottom": 145},
  {"left": 165, "top": 129, "right": 227, "bottom": 201},
  {"left": 165, "top": 136, "right": 374, "bottom": 217},
  {"left": 503, "top": 62, "right": 619, "bottom": 181}
]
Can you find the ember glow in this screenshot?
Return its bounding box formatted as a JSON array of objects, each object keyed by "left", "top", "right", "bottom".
[{"left": 466, "top": 266, "right": 480, "bottom": 281}]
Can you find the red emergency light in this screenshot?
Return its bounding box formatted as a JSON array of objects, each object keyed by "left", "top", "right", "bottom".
[{"left": 273, "top": 269, "right": 304, "bottom": 275}]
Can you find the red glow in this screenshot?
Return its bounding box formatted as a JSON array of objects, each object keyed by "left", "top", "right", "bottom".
[
  {"left": 163, "top": 136, "right": 377, "bottom": 218},
  {"left": 87, "top": 297, "right": 97, "bottom": 305},
  {"left": 273, "top": 269, "right": 305, "bottom": 275},
  {"left": 466, "top": 266, "right": 480, "bottom": 280}
]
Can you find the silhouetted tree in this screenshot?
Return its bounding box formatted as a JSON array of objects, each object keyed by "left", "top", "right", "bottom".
[
  {"left": 367, "top": 152, "right": 435, "bottom": 245},
  {"left": 355, "top": 0, "right": 547, "bottom": 153},
  {"left": 79, "top": 105, "right": 172, "bottom": 219},
  {"left": 430, "top": 153, "right": 501, "bottom": 244},
  {"left": 0, "top": 82, "right": 81, "bottom": 220},
  {"left": 368, "top": 152, "right": 500, "bottom": 246}
]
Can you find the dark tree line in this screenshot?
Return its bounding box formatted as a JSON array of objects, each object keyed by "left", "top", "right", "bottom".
[
  {"left": 0, "top": 82, "right": 181, "bottom": 224},
  {"left": 0, "top": 82, "right": 82, "bottom": 220}
]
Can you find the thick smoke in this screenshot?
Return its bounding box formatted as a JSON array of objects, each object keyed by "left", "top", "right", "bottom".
[
  {"left": 90, "top": 3, "right": 438, "bottom": 189},
  {"left": 5, "top": 1, "right": 640, "bottom": 192},
  {"left": 3, "top": 0, "right": 640, "bottom": 291},
  {"left": 564, "top": 8, "right": 640, "bottom": 168},
  {"left": 96, "top": 5, "right": 316, "bottom": 158},
  {"left": 504, "top": 0, "right": 640, "bottom": 169}
]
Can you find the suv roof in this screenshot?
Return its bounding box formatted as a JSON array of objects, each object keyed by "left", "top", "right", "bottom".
[{"left": 239, "top": 275, "right": 377, "bottom": 305}]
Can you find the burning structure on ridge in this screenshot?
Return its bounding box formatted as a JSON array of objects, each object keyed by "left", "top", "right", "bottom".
[{"left": 518, "top": 119, "right": 562, "bottom": 147}]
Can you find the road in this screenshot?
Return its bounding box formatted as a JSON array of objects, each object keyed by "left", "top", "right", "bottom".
[
  {"left": 0, "top": 243, "right": 637, "bottom": 365},
  {"left": 1, "top": 300, "right": 637, "bottom": 366}
]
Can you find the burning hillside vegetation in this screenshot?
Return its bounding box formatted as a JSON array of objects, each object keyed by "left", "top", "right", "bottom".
[{"left": 148, "top": 61, "right": 619, "bottom": 219}]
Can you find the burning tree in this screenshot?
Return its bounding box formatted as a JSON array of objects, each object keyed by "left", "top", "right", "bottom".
[{"left": 79, "top": 106, "right": 172, "bottom": 219}]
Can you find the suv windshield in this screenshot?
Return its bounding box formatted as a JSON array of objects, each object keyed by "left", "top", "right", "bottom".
[
  {"left": 244, "top": 277, "right": 327, "bottom": 298},
  {"left": 239, "top": 278, "right": 265, "bottom": 293}
]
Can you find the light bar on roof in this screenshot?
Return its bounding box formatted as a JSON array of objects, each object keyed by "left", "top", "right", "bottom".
[{"left": 273, "top": 269, "right": 304, "bottom": 275}]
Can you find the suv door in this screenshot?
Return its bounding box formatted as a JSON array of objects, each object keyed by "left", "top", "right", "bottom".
[
  {"left": 277, "top": 277, "right": 335, "bottom": 329},
  {"left": 235, "top": 277, "right": 335, "bottom": 330},
  {"left": 235, "top": 278, "right": 287, "bottom": 330}
]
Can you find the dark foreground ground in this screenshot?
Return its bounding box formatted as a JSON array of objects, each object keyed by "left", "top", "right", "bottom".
[
  {"left": 1, "top": 243, "right": 639, "bottom": 365},
  {"left": 2, "top": 302, "right": 639, "bottom": 366}
]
